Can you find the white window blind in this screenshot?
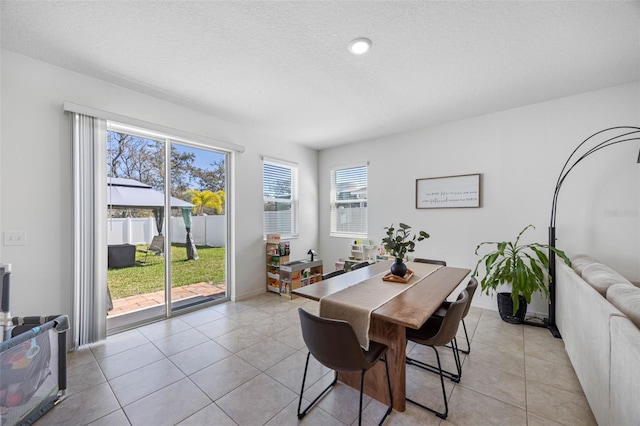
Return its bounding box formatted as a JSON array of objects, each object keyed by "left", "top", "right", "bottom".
[
  {"left": 263, "top": 158, "right": 298, "bottom": 238},
  {"left": 330, "top": 164, "right": 368, "bottom": 237}
]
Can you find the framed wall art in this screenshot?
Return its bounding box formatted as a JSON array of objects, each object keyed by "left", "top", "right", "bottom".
[{"left": 416, "top": 173, "right": 481, "bottom": 209}]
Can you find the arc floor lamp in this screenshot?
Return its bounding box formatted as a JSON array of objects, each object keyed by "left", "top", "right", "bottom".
[{"left": 548, "top": 126, "right": 640, "bottom": 338}]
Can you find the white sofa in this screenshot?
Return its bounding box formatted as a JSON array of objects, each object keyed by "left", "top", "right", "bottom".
[{"left": 556, "top": 255, "right": 640, "bottom": 425}]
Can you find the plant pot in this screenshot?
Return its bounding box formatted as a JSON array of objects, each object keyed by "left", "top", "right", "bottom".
[
  {"left": 390, "top": 258, "right": 407, "bottom": 277},
  {"left": 497, "top": 292, "right": 527, "bottom": 324}
]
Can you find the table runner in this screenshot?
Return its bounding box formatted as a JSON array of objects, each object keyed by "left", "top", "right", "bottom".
[{"left": 319, "top": 262, "right": 441, "bottom": 350}]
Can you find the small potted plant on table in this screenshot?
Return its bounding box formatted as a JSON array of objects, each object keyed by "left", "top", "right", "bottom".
[
  {"left": 473, "top": 224, "right": 571, "bottom": 324},
  {"left": 381, "top": 223, "right": 430, "bottom": 277}
]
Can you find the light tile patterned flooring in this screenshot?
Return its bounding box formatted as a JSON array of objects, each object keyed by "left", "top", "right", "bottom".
[{"left": 40, "top": 293, "right": 596, "bottom": 425}]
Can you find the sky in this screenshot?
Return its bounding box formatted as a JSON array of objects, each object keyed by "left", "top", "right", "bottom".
[{"left": 173, "top": 143, "right": 225, "bottom": 171}]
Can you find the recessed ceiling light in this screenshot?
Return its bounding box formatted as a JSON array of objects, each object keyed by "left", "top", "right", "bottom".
[{"left": 348, "top": 38, "right": 372, "bottom": 55}]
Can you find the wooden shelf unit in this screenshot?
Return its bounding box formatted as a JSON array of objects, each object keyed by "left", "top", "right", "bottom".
[
  {"left": 266, "top": 241, "right": 289, "bottom": 294},
  {"left": 279, "top": 260, "right": 323, "bottom": 299}
]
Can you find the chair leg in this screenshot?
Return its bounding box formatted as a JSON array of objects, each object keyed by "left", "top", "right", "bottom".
[
  {"left": 406, "top": 340, "right": 461, "bottom": 383},
  {"left": 359, "top": 356, "right": 393, "bottom": 426},
  {"left": 459, "top": 319, "right": 471, "bottom": 354},
  {"left": 380, "top": 355, "right": 393, "bottom": 425},
  {"left": 451, "top": 338, "right": 462, "bottom": 382},
  {"left": 359, "top": 370, "right": 365, "bottom": 426},
  {"left": 406, "top": 345, "right": 449, "bottom": 419},
  {"left": 297, "top": 352, "right": 338, "bottom": 420},
  {"left": 298, "top": 353, "right": 393, "bottom": 425},
  {"left": 443, "top": 319, "right": 471, "bottom": 355}
]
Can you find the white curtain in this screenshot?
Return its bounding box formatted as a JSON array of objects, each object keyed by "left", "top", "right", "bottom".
[{"left": 71, "top": 112, "right": 107, "bottom": 348}]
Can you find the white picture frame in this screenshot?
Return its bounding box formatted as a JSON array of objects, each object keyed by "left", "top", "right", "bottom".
[{"left": 416, "top": 173, "right": 481, "bottom": 209}]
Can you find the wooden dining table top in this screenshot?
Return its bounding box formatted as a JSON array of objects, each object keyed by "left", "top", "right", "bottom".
[{"left": 292, "top": 260, "right": 471, "bottom": 330}]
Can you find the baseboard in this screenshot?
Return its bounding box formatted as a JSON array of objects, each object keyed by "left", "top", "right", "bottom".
[{"left": 234, "top": 287, "right": 268, "bottom": 301}]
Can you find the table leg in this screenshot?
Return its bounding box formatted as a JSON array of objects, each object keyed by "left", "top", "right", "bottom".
[{"left": 338, "top": 318, "right": 406, "bottom": 412}]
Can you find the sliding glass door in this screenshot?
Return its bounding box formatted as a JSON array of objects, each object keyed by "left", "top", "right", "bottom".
[
  {"left": 106, "top": 124, "right": 228, "bottom": 333},
  {"left": 170, "top": 143, "right": 228, "bottom": 313}
]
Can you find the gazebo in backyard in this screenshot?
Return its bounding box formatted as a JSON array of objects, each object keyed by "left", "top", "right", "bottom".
[{"left": 107, "top": 177, "right": 198, "bottom": 260}]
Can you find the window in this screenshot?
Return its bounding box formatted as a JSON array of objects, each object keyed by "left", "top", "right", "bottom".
[
  {"left": 330, "top": 164, "right": 368, "bottom": 237},
  {"left": 263, "top": 158, "right": 298, "bottom": 238}
]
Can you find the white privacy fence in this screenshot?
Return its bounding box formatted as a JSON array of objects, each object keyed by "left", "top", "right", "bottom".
[{"left": 108, "top": 215, "right": 227, "bottom": 247}]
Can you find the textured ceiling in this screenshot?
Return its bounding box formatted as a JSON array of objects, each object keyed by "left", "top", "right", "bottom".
[{"left": 2, "top": 1, "right": 639, "bottom": 149}]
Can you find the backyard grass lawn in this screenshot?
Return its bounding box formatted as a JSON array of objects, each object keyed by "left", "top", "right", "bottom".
[{"left": 108, "top": 245, "right": 226, "bottom": 299}]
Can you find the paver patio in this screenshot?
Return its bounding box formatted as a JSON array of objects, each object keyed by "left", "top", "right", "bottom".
[{"left": 109, "top": 282, "right": 226, "bottom": 316}]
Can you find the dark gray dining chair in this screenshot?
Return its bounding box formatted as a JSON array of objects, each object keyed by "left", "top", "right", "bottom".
[
  {"left": 405, "top": 290, "right": 469, "bottom": 419},
  {"left": 297, "top": 308, "right": 393, "bottom": 426},
  {"left": 407, "top": 277, "right": 478, "bottom": 386},
  {"left": 413, "top": 258, "right": 447, "bottom": 267},
  {"left": 414, "top": 259, "right": 476, "bottom": 355},
  {"left": 322, "top": 269, "right": 346, "bottom": 280},
  {"left": 350, "top": 261, "right": 371, "bottom": 271},
  {"left": 436, "top": 277, "right": 478, "bottom": 355}
]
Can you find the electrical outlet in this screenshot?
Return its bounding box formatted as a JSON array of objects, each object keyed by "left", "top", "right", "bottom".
[{"left": 3, "top": 231, "right": 26, "bottom": 246}]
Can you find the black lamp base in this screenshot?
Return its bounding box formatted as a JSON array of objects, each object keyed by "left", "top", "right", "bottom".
[
  {"left": 544, "top": 319, "right": 562, "bottom": 338},
  {"left": 517, "top": 316, "right": 562, "bottom": 338}
]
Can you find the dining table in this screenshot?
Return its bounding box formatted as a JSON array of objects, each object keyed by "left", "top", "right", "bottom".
[{"left": 292, "top": 260, "right": 471, "bottom": 412}]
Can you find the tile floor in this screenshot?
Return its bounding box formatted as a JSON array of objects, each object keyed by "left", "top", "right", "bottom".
[{"left": 40, "top": 293, "right": 596, "bottom": 425}]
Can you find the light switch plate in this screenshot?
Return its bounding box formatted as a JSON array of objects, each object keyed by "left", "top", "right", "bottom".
[{"left": 3, "top": 231, "right": 26, "bottom": 246}]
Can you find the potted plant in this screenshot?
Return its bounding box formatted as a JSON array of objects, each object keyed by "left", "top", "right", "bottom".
[
  {"left": 473, "top": 224, "right": 571, "bottom": 324},
  {"left": 381, "top": 223, "right": 430, "bottom": 277}
]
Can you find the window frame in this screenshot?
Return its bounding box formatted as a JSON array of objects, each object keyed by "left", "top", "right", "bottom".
[
  {"left": 263, "top": 157, "right": 299, "bottom": 239},
  {"left": 330, "top": 162, "right": 368, "bottom": 238}
]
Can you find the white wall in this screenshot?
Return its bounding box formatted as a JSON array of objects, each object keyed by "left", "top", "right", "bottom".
[
  {"left": 2, "top": 48, "right": 637, "bottom": 320},
  {"left": 0, "top": 50, "right": 319, "bottom": 316},
  {"left": 319, "top": 81, "right": 640, "bottom": 316}
]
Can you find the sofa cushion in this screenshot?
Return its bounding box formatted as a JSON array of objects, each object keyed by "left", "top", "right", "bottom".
[
  {"left": 570, "top": 254, "right": 598, "bottom": 275},
  {"left": 581, "top": 263, "right": 632, "bottom": 296},
  {"left": 607, "top": 284, "right": 640, "bottom": 328}
]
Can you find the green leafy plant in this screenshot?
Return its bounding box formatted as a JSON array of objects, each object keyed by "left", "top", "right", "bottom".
[
  {"left": 381, "top": 223, "right": 430, "bottom": 260},
  {"left": 472, "top": 225, "right": 571, "bottom": 314}
]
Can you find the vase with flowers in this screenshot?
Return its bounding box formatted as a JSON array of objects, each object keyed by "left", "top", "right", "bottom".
[{"left": 381, "top": 223, "right": 430, "bottom": 277}]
